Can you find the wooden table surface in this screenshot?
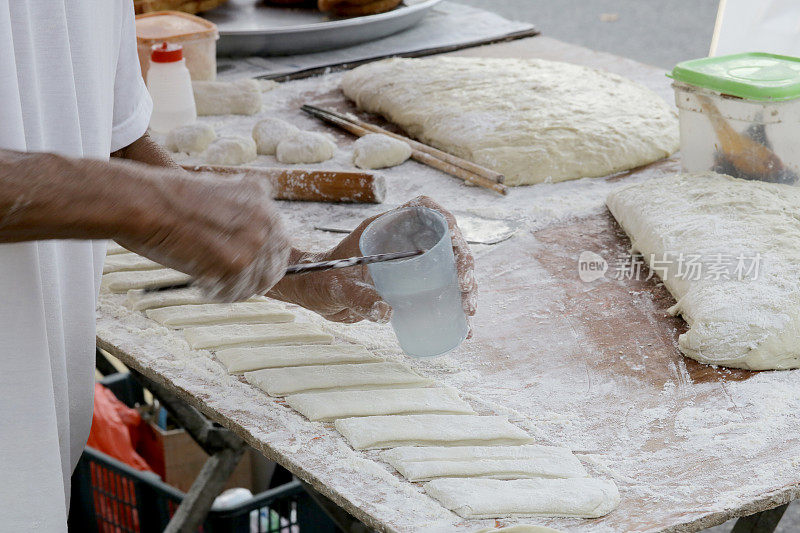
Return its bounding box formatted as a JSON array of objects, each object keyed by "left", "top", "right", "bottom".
[{"left": 97, "top": 36, "right": 800, "bottom": 532}]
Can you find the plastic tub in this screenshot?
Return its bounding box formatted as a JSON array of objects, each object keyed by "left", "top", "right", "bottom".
[
  {"left": 669, "top": 52, "right": 800, "bottom": 185},
  {"left": 136, "top": 11, "right": 219, "bottom": 81}
]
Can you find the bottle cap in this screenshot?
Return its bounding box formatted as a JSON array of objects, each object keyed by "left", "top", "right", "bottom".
[{"left": 150, "top": 42, "right": 183, "bottom": 63}]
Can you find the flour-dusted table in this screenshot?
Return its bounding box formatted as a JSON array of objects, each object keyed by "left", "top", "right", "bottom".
[{"left": 97, "top": 36, "right": 800, "bottom": 532}]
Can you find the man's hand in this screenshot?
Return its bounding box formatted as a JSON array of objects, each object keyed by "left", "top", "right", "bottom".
[{"left": 269, "top": 196, "right": 477, "bottom": 330}]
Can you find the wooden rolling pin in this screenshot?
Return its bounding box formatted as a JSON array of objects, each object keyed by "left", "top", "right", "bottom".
[{"left": 182, "top": 164, "right": 386, "bottom": 204}]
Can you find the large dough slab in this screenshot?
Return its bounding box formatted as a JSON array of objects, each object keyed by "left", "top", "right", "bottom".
[
  {"left": 216, "top": 344, "right": 380, "bottom": 374},
  {"left": 381, "top": 444, "right": 587, "bottom": 481},
  {"left": 335, "top": 414, "right": 533, "bottom": 450},
  {"left": 342, "top": 57, "right": 678, "bottom": 186},
  {"left": 146, "top": 302, "right": 293, "bottom": 328},
  {"left": 606, "top": 171, "right": 800, "bottom": 370},
  {"left": 245, "top": 362, "right": 430, "bottom": 396},
  {"left": 424, "top": 477, "right": 620, "bottom": 519},
  {"left": 103, "top": 253, "right": 162, "bottom": 274},
  {"left": 184, "top": 323, "right": 332, "bottom": 350},
  {"left": 286, "top": 387, "right": 474, "bottom": 421}
]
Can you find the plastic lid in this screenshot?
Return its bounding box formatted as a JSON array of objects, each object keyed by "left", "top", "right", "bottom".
[
  {"left": 136, "top": 11, "right": 218, "bottom": 44},
  {"left": 669, "top": 52, "right": 800, "bottom": 101},
  {"left": 151, "top": 42, "right": 183, "bottom": 63}
]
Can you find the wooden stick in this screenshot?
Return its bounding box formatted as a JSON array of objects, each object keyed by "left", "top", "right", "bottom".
[
  {"left": 302, "top": 105, "right": 508, "bottom": 196},
  {"left": 182, "top": 164, "right": 386, "bottom": 204}
]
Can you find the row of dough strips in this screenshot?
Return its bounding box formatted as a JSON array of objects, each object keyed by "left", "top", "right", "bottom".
[{"left": 102, "top": 242, "right": 620, "bottom": 522}]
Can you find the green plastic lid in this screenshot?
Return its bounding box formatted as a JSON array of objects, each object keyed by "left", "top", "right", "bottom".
[{"left": 669, "top": 52, "right": 800, "bottom": 101}]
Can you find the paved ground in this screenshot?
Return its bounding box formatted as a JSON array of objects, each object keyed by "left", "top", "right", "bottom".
[{"left": 457, "top": 1, "right": 797, "bottom": 532}]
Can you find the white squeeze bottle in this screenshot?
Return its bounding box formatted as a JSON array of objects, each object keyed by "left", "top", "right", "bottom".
[{"left": 146, "top": 42, "right": 196, "bottom": 133}]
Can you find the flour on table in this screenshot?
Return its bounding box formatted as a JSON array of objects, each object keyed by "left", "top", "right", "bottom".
[
  {"left": 352, "top": 133, "right": 412, "bottom": 169},
  {"left": 334, "top": 414, "right": 533, "bottom": 450},
  {"left": 103, "top": 253, "right": 163, "bottom": 274},
  {"left": 381, "top": 445, "right": 588, "bottom": 482},
  {"left": 607, "top": 171, "right": 800, "bottom": 370},
  {"left": 285, "top": 387, "right": 474, "bottom": 421},
  {"left": 102, "top": 268, "right": 191, "bottom": 293},
  {"left": 252, "top": 117, "right": 300, "bottom": 155},
  {"left": 424, "top": 477, "right": 620, "bottom": 519},
  {"left": 245, "top": 362, "right": 431, "bottom": 396},
  {"left": 183, "top": 322, "right": 333, "bottom": 350},
  {"left": 193, "top": 78, "right": 263, "bottom": 116},
  {"left": 145, "top": 301, "right": 294, "bottom": 328},
  {"left": 216, "top": 344, "right": 379, "bottom": 373},
  {"left": 276, "top": 131, "right": 336, "bottom": 164},
  {"left": 165, "top": 122, "right": 216, "bottom": 154},
  {"left": 204, "top": 136, "right": 257, "bottom": 165},
  {"left": 342, "top": 57, "right": 678, "bottom": 185},
  {"left": 476, "top": 526, "right": 565, "bottom": 533}
]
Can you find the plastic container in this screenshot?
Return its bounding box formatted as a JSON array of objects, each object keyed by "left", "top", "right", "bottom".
[
  {"left": 669, "top": 52, "right": 800, "bottom": 185},
  {"left": 136, "top": 11, "right": 219, "bottom": 81},
  {"left": 359, "top": 207, "right": 468, "bottom": 357},
  {"left": 147, "top": 42, "right": 197, "bottom": 133}
]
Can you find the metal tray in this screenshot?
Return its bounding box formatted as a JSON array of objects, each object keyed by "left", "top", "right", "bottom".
[{"left": 203, "top": 0, "right": 442, "bottom": 56}]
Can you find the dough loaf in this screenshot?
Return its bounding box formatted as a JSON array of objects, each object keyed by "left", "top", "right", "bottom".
[
  {"left": 146, "top": 302, "right": 293, "bottom": 328},
  {"left": 286, "top": 387, "right": 474, "bottom": 421},
  {"left": 165, "top": 122, "right": 216, "bottom": 154},
  {"left": 184, "top": 323, "right": 333, "bottom": 350},
  {"left": 334, "top": 414, "right": 533, "bottom": 450},
  {"left": 215, "top": 344, "right": 380, "bottom": 373},
  {"left": 424, "top": 477, "right": 620, "bottom": 519},
  {"left": 342, "top": 57, "right": 678, "bottom": 185},
  {"left": 352, "top": 133, "right": 412, "bottom": 169},
  {"left": 193, "top": 79, "right": 262, "bottom": 116},
  {"left": 204, "top": 136, "right": 257, "bottom": 165},
  {"left": 276, "top": 131, "right": 336, "bottom": 164},
  {"left": 245, "top": 362, "right": 430, "bottom": 396},
  {"left": 103, "top": 253, "right": 162, "bottom": 274},
  {"left": 252, "top": 117, "right": 300, "bottom": 155},
  {"left": 607, "top": 172, "right": 800, "bottom": 369},
  {"left": 381, "top": 444, "right": 587, "bottom": 482}
]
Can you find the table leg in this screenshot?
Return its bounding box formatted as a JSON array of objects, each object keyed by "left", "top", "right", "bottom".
[{"left": 731, "top": 503, "right": 789, "bottom": 533}]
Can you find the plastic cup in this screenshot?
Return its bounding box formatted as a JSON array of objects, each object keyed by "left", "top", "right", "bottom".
[{"left": 359, "top": 206, "right": 468, "bottom": 357}]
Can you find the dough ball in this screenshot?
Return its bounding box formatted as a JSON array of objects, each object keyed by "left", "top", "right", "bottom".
[
  {"left": 204, "top": 136, "right": 257, "bottom": 165},
  {"left": 165, "top": 122, "right": 216, "bottom": 154},
  {"left": 252, "top": 118, "right": 300, "bottom": 155},
  {"left": 352, "top": 133, "right": 412, "bottom": 169},
  {"left": 276, "top": 131, "right": 336, "bottom": 164},
  {"left": 192, "top": 79, "right": 263, "bottom": 116}
]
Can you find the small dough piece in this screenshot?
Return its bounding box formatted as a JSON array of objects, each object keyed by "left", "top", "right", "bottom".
[
  {"left": 276, "top": 131, "right": 336, "bottom": 164},
  {"left": 381, "top": 444, "right": 587, "bottom": 482},
  {"left": 103, "top": 253, "right": 162, "bottom": 274},
  {"left": 184, "top": 323, "right": 333, "bottom": 350},
  {"left": 204, "top": 136, "right": 257, "bottom": 165},
  {"left": 245, "top": 362, "right": 430, "bottom": 396},
  {"left": 126, "top": 288, "right": 268, "bottom": 311},
  {"left": 102, "top": 268, "right": 191, "bottom": 294},
  {"left": 165, "top": 122, "right": 216, "bottom": 154},
  {"left": 146, "top": 302, "right": 293, "bottom": 328},
  {"left": 216, "top": 344, "right": 380, "bottom": 373},
  {"left": 334, "top": 414, "right": 533, "bottom": 450},
  {"left": 352, "top": 133, "right": 411, "bottom": 169},
  {"left": 424, "top": 477, "right": 620, "bottom": 519},
  {"left": 193, "top": 79, "right": 262, "bottom": 116},
  {"left": 252, "top": 118, "right": 300, "bottom": 155},
  {"left": 106, "top": 242, "right": 129, "bottom": 255},
  {"left": 286, "top": 387, "right": 474, "bottom": 421}
]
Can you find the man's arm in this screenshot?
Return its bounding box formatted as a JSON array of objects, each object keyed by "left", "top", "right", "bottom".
[{"left": 112, "top": 132, "right": 181, "bottom": 169}]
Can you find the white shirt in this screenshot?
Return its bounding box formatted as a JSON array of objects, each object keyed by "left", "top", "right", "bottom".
[{"left": 0, "top": 1, "right": 152, "bottom": 530}]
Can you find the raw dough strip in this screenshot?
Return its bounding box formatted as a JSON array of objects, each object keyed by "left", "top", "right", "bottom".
[
  {"left": 106, "top": 242, "right": 129, "bottom": 255},
  {"left": 381, "top": 445, "right": 587, "bottom": 481},
  {"left": 245, "top": 362, "right": 430, "bottom": 396},
  {"left": 334, "top": 414, "right": 533, "bottom": 450},
  {"left": 102, "top": 268, "right": 192, "bottom": 294},
  {"left": 285, "top": 387, "right": 474, "bottom": 421},
  {"left": 126, "top": 289, "right": 269, "bottom": 312},
  {"left": 424, "top": 477, "right": 620, "bottom": 519},
  {"left": 216, "top": 344, "right": 380, "bottom": 374},
  {"left": 146, "top": 302, "right": 293, "bottom": 328},
  {"left": 103, "top": 253, "right": 163, "bottom": 274},
  {"left": 184, "top": 323, "right": 333, "bottom": 350}
]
